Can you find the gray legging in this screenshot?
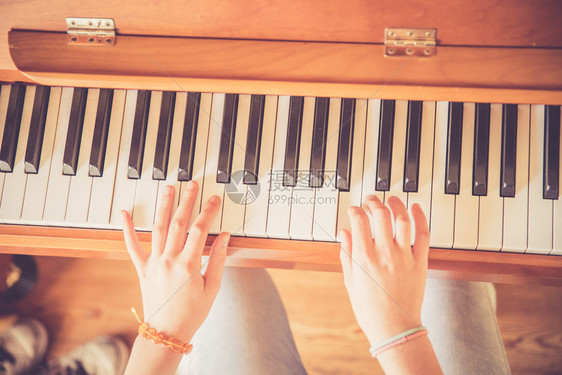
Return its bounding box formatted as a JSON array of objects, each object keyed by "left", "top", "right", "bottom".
[{"left": 178, "top": 267, "right": 511, "bottom": 375}]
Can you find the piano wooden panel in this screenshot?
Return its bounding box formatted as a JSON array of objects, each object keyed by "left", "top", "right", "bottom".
[
  {"left": 7, "top": 31, "right": 562, "bottom": 105},
  {"left": 0, "top": 225, "right": 561, "bottom": 286}
]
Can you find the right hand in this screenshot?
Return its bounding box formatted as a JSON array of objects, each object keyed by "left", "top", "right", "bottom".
[{"left": 339, "top": 195, "right": 430, "bottom": 346}]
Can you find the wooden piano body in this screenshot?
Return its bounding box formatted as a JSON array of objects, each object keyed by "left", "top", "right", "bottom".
[{"left": 0, "top": 0, "right": 561, "bottom": 285}]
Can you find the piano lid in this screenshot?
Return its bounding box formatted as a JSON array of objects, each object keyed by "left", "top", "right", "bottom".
[
  {"left": 2, "top": 0, "right": 562, "bottom": 48},
  {"left": 2, "top": 0, "right": 562, "bottom": 103}
]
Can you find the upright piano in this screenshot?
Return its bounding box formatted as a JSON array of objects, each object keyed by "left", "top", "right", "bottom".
[{"left": 0, "top": 0, "right": 561, "bottom": 285}]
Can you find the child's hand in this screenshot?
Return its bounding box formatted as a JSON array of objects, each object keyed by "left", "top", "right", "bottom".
[
  {"left": 339, "top": 195, "right": 430, "bottom": 346},
  {"left": 122, "top": 181, "right": 229, "bottom": 343}
]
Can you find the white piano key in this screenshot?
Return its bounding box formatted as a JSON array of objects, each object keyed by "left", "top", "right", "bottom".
[
  {"left": 183, "top": 93, "right": 212, "bottom": 228},
  {"left": 289, "top": 96, "right": 316, "bottom": 240},
  {"left": 267, "top": 95, "right": 292, "bottom": 239},
  {"left": 361, "top": 99, "right": 384, "bottom": 203},
  {"left": 65, "top": 89, "right": 99, "bottom": 225},
  {"left": 109, "top": 90, "right": 138, "bottom": 227},
  {"left": 337, "top": 99, "right": 367, "bottom": 238},
  {"left": 527, "top": 105, "right": 552, "bottom": 254},
  {"left": 88, "top": 90, "right": 126, "bottom": 226},
  {"left": 477, "top": 103, "right": 503, "bottom": 251},
  {"left": 0, "top": 86, "right": 34, "bottom": 221},
  {"left": 453, "top": 103, "right": 478, "bottom": 250},
  {"left": 429, "top": 101, "right": 455, "bottom": 248},
  {"left": 553, "top": 106, "right": 562, "bottom": 255},
  {"left": 200, "top": 93, "right": 226, "bottom": 234},
  {"left": 155, "top": 92, "right": 185, "bottom": 219},
  {"left": 221, "top": 94, "right": 251, "bottom": 235},
  {"left": 244, "top": 95, "right": 278, "bottom": 237},
  {"left": 132, "top": 91, "right": 162, "bottom": 230},
  {"left": 502, "top": 104, "right": 530, "bottom": 253},
  {"left": 313, "top": 97, "right": 340, "bottom": 241},
  {"left": 407, "top": 101, "right": 436, "bottom": 241},
  {"left": 43, "top": 87, "right": 74, "bottom": 224},
  {"left": 21, "top": 87, "right": 62, "bottom": 223},
  {"left": 387, "top": 100, "right": 408, "bottom": 204},
  {"left": 0, "top": 85, "right": 12, "bottom": 203}
]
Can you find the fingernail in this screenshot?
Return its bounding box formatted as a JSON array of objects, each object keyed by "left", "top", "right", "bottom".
[
  {"left": 186, "top": 180, "right": 196, "bottom": 190},
  {"left": 347, "top": 206, "right": 360, "bottom": 216},
  {"left": 166, "top": 185, "right": 174, "bottom": 195},
  {"left": 120, "top": 210, "right": 128, "bottom": 220},
  {"left": 210, "top": 195, "right": 220, "bottom": 204}
]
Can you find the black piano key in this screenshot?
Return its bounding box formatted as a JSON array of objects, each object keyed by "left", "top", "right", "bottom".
[
  {"left": 153, "top": 91, "right": 176, "bottom": 180},
  {"left": 0, "top": 84, "right": 26, "bottom": 172},
  {"left": 544, "top": 105, "right": 560, "bottom": 200},
  {"left": 403, "top": 100, "right": 423, "bottom": 192},
  {"left": 336, "top": 98, "right": 356, "bottom": 191},
  {"left": 216, "top": 93, "right": 239, "bottom": 184},
  {"left": 500, "top": 104, "right": 517, "bottom": 198},
  {"left": 62, "top": 87, "right": 88, "bottom": 176},
  {"left": 472, "top": 103, "right": 491, "bottom": 196},
  {"left": 309, "top": 97, "right": 330, "bottom": 188},
  {"left": 444, "top": 102, "right": 464, "bottom": 194},
  {"left": 375, "top": 99, "right": 395, "bottom": 191},
  {"left": 283, "top": 96, "right": 304, "bottom": 187},
  {"left": 127, "top": 90, "right": 151, "bottom": 179},
  {"left": 243, "top": 95, "right": 265, "bottom": 185},
  {"left": 178, "top": 92, "right": 201, "bottom": 181},
  {"left": 88, "top": 89, "right": 114, "bottom": 177},
  {"left": 24, "top": 85, "right": 50, "bottom": 174}
]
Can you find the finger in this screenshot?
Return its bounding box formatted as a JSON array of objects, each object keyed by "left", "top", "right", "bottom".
[
  {"left": 339, "top": 229, "right": 353, "bottom": 276},
  {"left": 121, "top": 210, "right": 148, "bottom": 271},
  {"left": 163, "top": 180, "right": 199, "bottom": 258},
  {"left": 347, "top": 206, "right": 374, "bottom": 261},
  {"left": 411, "top": 203, "right": 430, "bottom": 263},
  {"left": 152, "top": 185, "right": 175, "bottom": 256},
  {"left": 363, "top": 195, "right": 394, "bottom": 249},
  {"left": 387, "top": 196, "right": 411, "bottom": 250},
  {"left": 182, "top": 195, "right": 222, "bottom": 264},
  {"left": 203, "top": 232, "right": 230, "bottom": 295}
]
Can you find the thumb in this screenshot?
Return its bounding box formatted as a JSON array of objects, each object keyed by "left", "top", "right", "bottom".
[{"left": 203, "top": 232, "right": 230, "bottom": 295}]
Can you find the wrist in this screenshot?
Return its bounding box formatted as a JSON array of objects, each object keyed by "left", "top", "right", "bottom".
[{"left": 365, "top": 317, "right": 422, "bottom": 347}]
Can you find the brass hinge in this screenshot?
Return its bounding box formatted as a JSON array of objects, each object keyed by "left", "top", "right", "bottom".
[
  {"left": 66, "top": 17, "right": 115, "bottom": 46},
  {"left": 384, "top": 28, "right": 437, "bottom": 57}
]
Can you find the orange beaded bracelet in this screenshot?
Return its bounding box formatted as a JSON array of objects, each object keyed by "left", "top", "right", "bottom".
[{"left": 132, "top": 308, "right": 193, "bottom": 355}]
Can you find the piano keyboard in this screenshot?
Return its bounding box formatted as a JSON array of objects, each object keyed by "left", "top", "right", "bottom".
[{"left": 0, "top": 83, "right": 560, "bottom": 255}]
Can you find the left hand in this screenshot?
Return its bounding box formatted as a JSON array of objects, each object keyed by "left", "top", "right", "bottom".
[{"left": 121, "top": 181, "right": 230, "bottom": 343}]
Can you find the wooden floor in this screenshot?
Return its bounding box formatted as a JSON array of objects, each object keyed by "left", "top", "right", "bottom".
[{"left": 3, "top": 256, "right": 562, "bottom": 375}]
